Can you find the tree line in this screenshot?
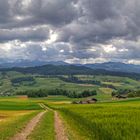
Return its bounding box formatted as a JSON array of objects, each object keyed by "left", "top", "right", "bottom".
[
  {"left": 112, "top": 88, "right": 140, "bottom": 98},
  {"left": 58, "top": 75, "right": 117, "bottom": 90},
  {"left": 58, "top": 75, "right": 101, "bottom": 85},
  {"left": 11, "top": 76, "right": 36, "bottom": 86},
  {"left": 16, "top": 88, "right": 97, "bottom": 98}
]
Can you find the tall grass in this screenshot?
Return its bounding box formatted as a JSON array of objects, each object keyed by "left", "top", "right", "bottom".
[{"left": 57, "top": 102, "right": 140, "bottom": 140}]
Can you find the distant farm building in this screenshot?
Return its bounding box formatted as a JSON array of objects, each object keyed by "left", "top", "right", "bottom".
[
  {"left": 16, "top": 95, "right": 28, "bottom": 99},
  {"left": 115, "top": 95, "right": 127, "bottom": 99},
  {"left": 73, "top": 98, "right": 97, "bottom": 104}
]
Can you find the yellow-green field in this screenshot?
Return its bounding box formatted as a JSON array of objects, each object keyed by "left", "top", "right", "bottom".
[
  {"left": 49, "top": 98, "right": 140, "bottom": 140},
  {"left": 0, "top": 97, "right": 140, "bottom": 140},
  {"left": 0, "top": 97, "right": 42, "bottom": 140},
  {"left": 0, "top": 110, "right": 40, "bottom": 140}
]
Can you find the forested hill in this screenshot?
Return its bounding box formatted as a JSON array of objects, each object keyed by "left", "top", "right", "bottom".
[
  {"left": 0, "top": 64, "right": 140, "bottom": 79},
  {"left": 0, "top": 65, "right": 93, "bottom": 75}
]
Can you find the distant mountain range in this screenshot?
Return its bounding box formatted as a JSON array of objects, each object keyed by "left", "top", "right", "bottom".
[
  {"left": 0, "top": 60, "right": 140, "bottom": 74},
  {"left": 0, "top": 60, "right": 68, "bottom": 68},
  {"left": 1, "top": 63, "right": 140, "bottom": 80},
  {"left": 84, "top": 62, "right": 140, "bottom": 74}
]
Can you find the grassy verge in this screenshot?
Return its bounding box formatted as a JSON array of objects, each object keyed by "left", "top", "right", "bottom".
[
  {"left": 28, "top": 111, "right": 55, "bottom": 140},
  {"left": 0, "top": 111, "right": 39, "bottom": 140},
  {"left": 59, "top": 110, "right": 89, "bottom": 140}
]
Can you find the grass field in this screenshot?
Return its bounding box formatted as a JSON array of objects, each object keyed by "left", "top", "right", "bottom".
[
  {"left": 49, "top": 99, "right": 140, "bottom": 140},
  {"left": 0, "top": 97, "right": 41, "bottom": 110},
  {"left": 0, "top": 96, "right": 140, "bottom": 140},
  {"left": 28, "top": 111, "right": 55, "bottom": 140},
  {"left": 0, "top": 110, "right": 40, "bottom": 140},
  {"left": 0, "top": 72, "right": 140, "bottom": 140},
  {"left": 1, "top": 72, "right": 140, "bottom": 99},
  {"left": 0, "top": 97, "right": 42, "bottom": 140}
]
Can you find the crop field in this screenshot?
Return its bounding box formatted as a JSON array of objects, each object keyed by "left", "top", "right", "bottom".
[
  {"left": 0, "top": 96, "right": 140, "bottom": 140},
  {"left": 0, "top": 97, "right": 42, "bottom": 110},
  {"left": 50, "top": 99, "right": 140, "bottom": 140},
  {"left": 0, "top": 97, "right": 42, "bottom": 140},
  {"left": 0, "top": 110, "right": 39, "bottom": 140}
]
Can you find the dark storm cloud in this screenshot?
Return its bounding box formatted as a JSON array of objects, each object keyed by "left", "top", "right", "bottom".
[
  {"left": 0, "top": 27, "right": 49, "bottom": 42},
  {"left": 0, "top": 0, "right": 78, "bottom": 28},
  {"left": 0, "top": 0, "right": 140, "bottom": 63},
  {"left": 58, "top": 0, "right": 134, "bottom": 45},
  {"left": 27, "top": 0, "right": 77, "bottom": 26},
  {"left": 55, "top": 0, "right": 140, "bottom": 63},
  {"left": 0, "top": 0, "right": 11, "bottom": 23},
  {"left": 0, "top": 0, "right": 78, "bottom": 41}
]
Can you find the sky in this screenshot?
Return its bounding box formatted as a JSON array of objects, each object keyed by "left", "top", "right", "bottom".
[{"left": 0, "top": 0, "right": 140, "bottom": 64}]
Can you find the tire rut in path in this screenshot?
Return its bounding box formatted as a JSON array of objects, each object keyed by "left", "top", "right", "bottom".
[
  {"left": 39, "top": 103, "right": 52, "bottom": 111},
  {"left": 55, "top": 111, "right": 68, "bottom": 140},
  {"left": 40, "top": 103, "right": 68, "bottom": 140},
  {"left": 10, "top": 111, "right": 46, "bottom": 140}
]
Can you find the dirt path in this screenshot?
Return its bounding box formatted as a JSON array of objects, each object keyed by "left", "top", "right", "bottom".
[
  {"left": 40, "top": 103, "right": 68, "bottom": 140},
  {"left": 55, "top": 111, "right": 68, "bottom": 140},
  {"left": 10, "top": 103, "right": 68, "bottom": 140},
  {"left": 39, "top": 103, "right": 52, "bottom": 111},
  {"left": 10, "top": 111, "right": 46, "bottom": 140}
]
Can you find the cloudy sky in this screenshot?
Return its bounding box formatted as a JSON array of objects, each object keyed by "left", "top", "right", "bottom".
[{"left": 0, "top": 0, "right": 140, "bottom": 64}]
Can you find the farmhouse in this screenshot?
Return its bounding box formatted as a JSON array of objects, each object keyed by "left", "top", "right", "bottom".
[
  {"left": 115, "top": 95, "right": 127, "bottom": 99},
  {"left": 73, "top": 98, "right": 97, "bottom": 104},
  {"left": 87, "top": 98, "right": 97, "bottom": 103}
]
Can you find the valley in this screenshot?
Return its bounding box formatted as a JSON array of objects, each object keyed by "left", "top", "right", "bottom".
[{"left": 0, "top": 65, "right": 140, "bottom": 140}]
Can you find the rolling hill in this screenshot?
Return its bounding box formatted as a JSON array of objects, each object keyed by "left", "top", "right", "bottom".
[
  {"left": 1, "top": 60, "right": 140, "bottom": 74},
  {"left": 85, "top": 62, "right": 140, "bottom": 74},
  {"left": 1, "top": 64, "right": 140, "bottom": 80}
]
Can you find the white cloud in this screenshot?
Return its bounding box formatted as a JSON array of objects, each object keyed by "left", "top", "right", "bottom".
[
  {"left": 102, "top": 45, "right": 116, "bottom": 53},
  {"left": 0, "top": 0, "right": 140, "bottom": 64}
]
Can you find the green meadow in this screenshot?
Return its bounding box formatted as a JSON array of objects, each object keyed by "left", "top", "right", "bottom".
[
  {"left": 1, "top": 71, "right": 140, "bottom": 102},
  {"left": 0, "top": 96, "right": 140, "bottom": 140},
  {"left": 49, "top": 99, "right": 140, "bottom": 140},
  {"left": 0, "top": 71, "right": 140, "bottom": 140},
  {"left": 0, "top": 98, "right": 41, "bottom": 140}
]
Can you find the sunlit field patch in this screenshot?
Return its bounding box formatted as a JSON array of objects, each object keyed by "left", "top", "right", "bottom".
[
  {"left": 0, "top": 110, "right": 33, "bottom": 122},
  {"left": 0, "top": 110, "right": 39, "bottom": 140},
  {"left": 99, "top": 87, "right": 113, "bottom": 94}
]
